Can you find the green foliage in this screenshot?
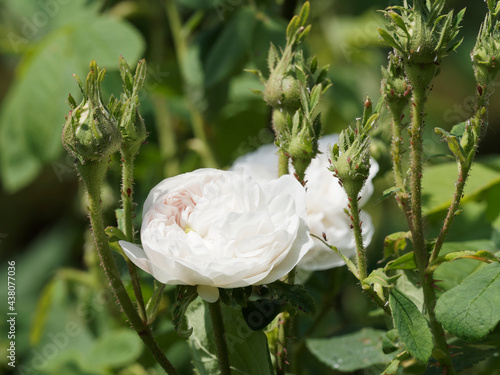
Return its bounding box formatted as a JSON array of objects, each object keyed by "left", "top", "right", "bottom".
[
  {"left": 422, "top": 160, "right": 500, "bottom": 215},
  {"left": 204, "top": 7, "right": 256, "bottom": 88},
  {"left": 306, "top": 328, "right": 397, "bottom": 372},
  {"left": 0, "top": 0, "right": 144, "bottom": 192},
  {"left": 389, "top": 287, "right": 433, "bottom": 362},
  {"left": 435, "top": 262, "right": 500, "bottom": 341},
  {"left": 89, "top": 329, "right": 143, "bottom": 368},
  {"left": 186, "top": 298, "right": 274, "bottom": 375}
]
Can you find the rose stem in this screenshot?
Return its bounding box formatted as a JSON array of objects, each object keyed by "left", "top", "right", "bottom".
[
  {"left": 121, "top": 150, "right": 147, "bottom": 322},
  {"left": 347, "top": 193, "right": 367, "bottom": 281},
  {"left": 408, "top": 84, "right": 454, "bottom": 374},
  {"left": 207, "top": 299, "right": 231, "bottom": 375},
  {"left": 81, "top": 161, "right": 179, "bottom": 375},
  {"left": 276, "top": 146, "right": 293, "bottom": 375},
  {"left": 429, "top": 91, "right": 489, "bottom": 265},
  {"left": 390, "top": 112, "right": 414, "bottom": 233},
  {"left": 278, "top": 148, "right": 290, "bottom": 176}
]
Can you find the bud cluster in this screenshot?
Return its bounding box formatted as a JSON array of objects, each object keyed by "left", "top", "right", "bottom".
[
  {"left": 62, "top": 60, "right": 121, "bottom": 164},
  {"left": 250, "top": 1, "right": 331, "bottom": 182},
  {"left": 329, "top": 98, "right": 378, "bottom": 199},
  {"left": 62, "top": 58, "right": 148, "bottom": 165},
  {"left": 471, "top": 0, "right": 500, "bottom": 94},
  {"left": 378, "top": 0, "right": 465, "bottom": 91}
]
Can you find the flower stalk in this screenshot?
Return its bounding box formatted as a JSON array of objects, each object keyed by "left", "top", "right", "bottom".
[
  {"left": 207, "top": 299, "right": 231, "bottom": 375},
  {"left": 82, "top": 161, "right": 179, "bottom": 375},
  {"left": 62, "top": 61, "right": 179, "bottom": 375}
]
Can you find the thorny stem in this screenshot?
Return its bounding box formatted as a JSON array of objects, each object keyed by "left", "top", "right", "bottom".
[
  {"left": 390, "top": 113, "right": 414, "bottom": 233},
  {"left": 429, "top": 93, "right": 489, "bottom": 265},
  {"left": 121, "top": 151, "right": 147, "bottom": 322},
  {"left": 81, "top": 161, "right": 179, "bottom": 375},
  {"left": 207, "top": 300, "right": 231, "bottom": 375},
  {"left": 408, "top": 89, "right": 427, "bottom": 275},
  {"left": 429, "top": 165, "right": 469, "bottom": 265},
  {"left": 409, "top": 88, "right": 455, "bottom": 374},
  {"left": 276, "top": 312, "right": 289, "bottom": 375},
  {"left": 348, "top": 194, "right": 368, "bottom": 282},
  {"left": 165, "top": 0, "right": 218, "bottom": 168}
]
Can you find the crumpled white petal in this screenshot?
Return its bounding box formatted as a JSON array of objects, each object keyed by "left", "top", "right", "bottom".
[
  {"left": 120, "top": 168, "right": 313, "bottom": 301},
  {"left": 231, "top": 134, "right": 378, "bottom": 271}
]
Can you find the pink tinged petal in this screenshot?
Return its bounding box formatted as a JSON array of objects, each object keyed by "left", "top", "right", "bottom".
[{"left": 197, "top": 285, "right": 220, "bottom": 303}]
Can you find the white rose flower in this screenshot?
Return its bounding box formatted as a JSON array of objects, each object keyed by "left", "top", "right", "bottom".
[
  {"left": 231, "top": 134, "right": 378, "bottom": 271},
  {"left": 119, "top": 168, "right": 313, "bottom": 303}
]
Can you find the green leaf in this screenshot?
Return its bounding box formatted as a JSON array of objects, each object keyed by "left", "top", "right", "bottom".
[
  {"left": 204, "top": 7, "right": 256, "bottom": 88},
  {"left": 105, "top": 226, "right": 127, "bottom": 243},
  {"left": 435, "top": 262, "right": 500, "bottom": 341},
  {"left": 422, "top": 161, "right": 500, "bottom": 215},
  {"left": 88, "top": 329, "right": 143, "bottom": 368},
  {"left": 377, "top": 186, "right": 402, "bottom": 204},
  {"left": 383, "top": 231, "right": 410, "bottom": 259},
  {"left": 172, "top": 285, "right": 198, "bottom": 338},
  {"left": 385, "top": 252, "right": 417, "bottom": 271},
  {"left": 377, "top": 28, "right": 404, "bottom": 51},
  {"left": 186, "top": 298, "right": 274, "bottom": 375},
  {"left": 427, "top": 250, "right": 499, "bottom": 275},
  {"left": 433, "top": 240, "right": 495, "bottom": 291},
  {"left": 241, "top": 299, "right": 282, "bottom": 331},
  {"left": 450, "top": 122, "right": 466, "bottom": 136},
  {"left": 0, "top": 11, "right": 144, "bottom": 192},
  {"left": 389, "top": 288, "right": 433, "bottom": 362},
  {"left": 363, "top": 269, "right": 400, "bottom": 289},
  {"left": 29, "top": 277, "right": 58, "bottom": 345},
  {"left": 266, "top": 280, "right": 316, "bottom": 316},
  {"left": 306, "top": 328, "right": 396, "bottom": 372}
]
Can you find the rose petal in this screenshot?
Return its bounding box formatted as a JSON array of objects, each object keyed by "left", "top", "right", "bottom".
[{"left": 197, "top": 285, "right": 220, "bottom": 303}]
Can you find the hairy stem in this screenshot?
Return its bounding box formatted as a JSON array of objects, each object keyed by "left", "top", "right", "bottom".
[
  {"left": 207, "top": 300, "right": 231, "bottom": 375},
  {"left": 430, "top": 93, "right": 489, "bottom": 264},
  {"left": 409, "top": 88, "right": 455, "bottom": 374},
  {"left": 390, "top": 114, "right": 414, "bottom": 233},
  {"left": 278, "top": 148, "right": 289, "bottom": 177},
  {"left": 121, "top": 151, "right": 147, "bottom": 321},
  {"left": 81, "top": 161, "right": 179, "bottom": 375},
  {"left": 349, "top": 194, "right": 368, "bottom": 281}
]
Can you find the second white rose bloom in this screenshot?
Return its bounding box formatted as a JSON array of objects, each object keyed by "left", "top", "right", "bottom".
[
  {"left": 232, "top": 134, "right": 378, "bottom": 271},
  {"left": 119, "top": 168, "right": 313, "bottom": 302}
]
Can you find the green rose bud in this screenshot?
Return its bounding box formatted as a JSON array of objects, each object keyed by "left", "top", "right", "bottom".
[
  {"left": 62, "top": 61, "right": 121, "bottom": 163},
  {"left": 471, "top": 9, "right": 500, "bottom": 92},
  {"left": 381, "top": 52, "right": 410, "bottom": 119},
  {"left": 263, "top": 73, "right": 301, "bottom": 112},
  {"left": 288, "top": 126, "right": 314, "bottom": 183},
  {"left": 116, "top": 57, "right": 148, "bottom": 157}
]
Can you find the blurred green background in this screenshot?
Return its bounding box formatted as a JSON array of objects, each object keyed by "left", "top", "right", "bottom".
[{"left": 1, "top": 0, "right": 500, "bottom": 374}]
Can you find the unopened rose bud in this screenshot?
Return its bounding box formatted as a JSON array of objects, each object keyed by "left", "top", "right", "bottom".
[
  {"left": 62, "top": 61, "right": 121, "bottom": 163},
  {"left": 263, "top": 74, "right": 301, "bottom": 112},
  {"left": 117, "top": 58, "right": 148, "bottom": 156}
]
